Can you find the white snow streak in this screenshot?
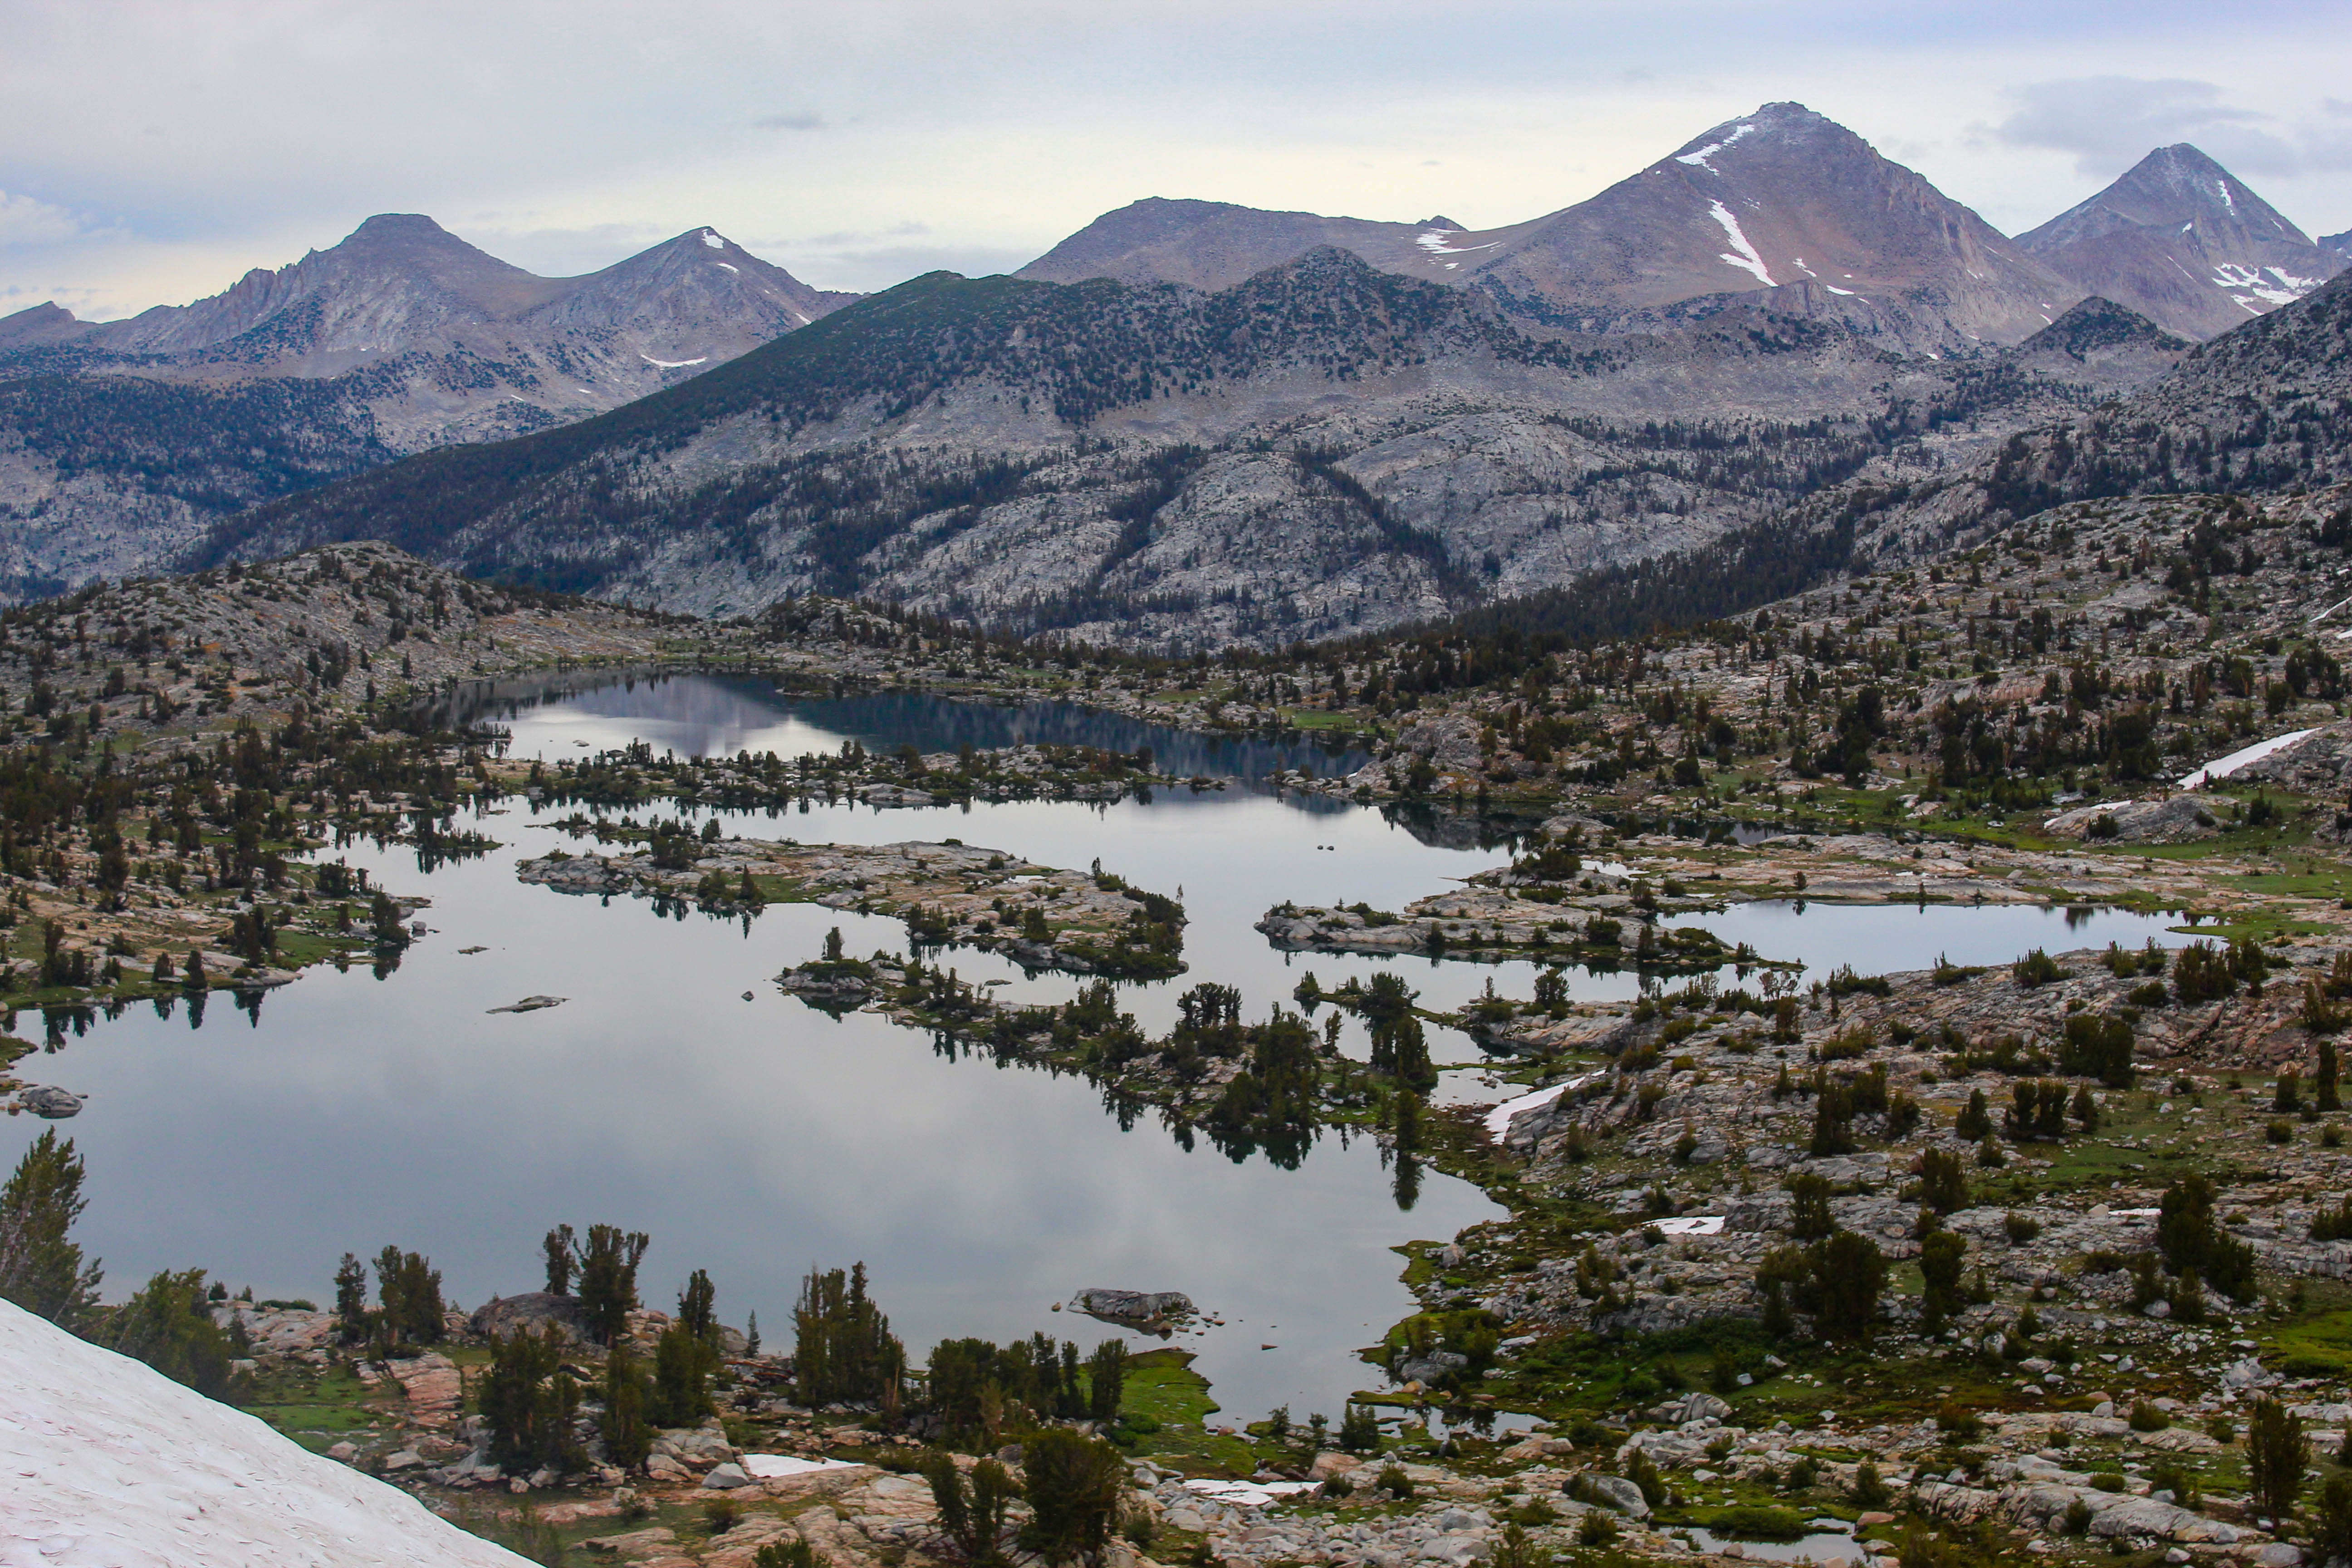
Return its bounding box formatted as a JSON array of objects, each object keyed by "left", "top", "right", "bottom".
[
  {"left": 1706, "top": 201, "right": 1775, "bottom": 286},
  {"left": 1824, "top": 285, "right": 1855, "bottom": 296},
  {"left": 0, "top": 1297, "right": 534, "bottom": 1568},
  {"left": 2212, "top": 263, "right": 2316, "bottom": 308},
  {"left": 2216, "top": 180, "right": 2236, "bottom": 216},
  {"left": 1416, "top": 230, "right": 1501, "bottom": 256},
  {"left": 640, "top": 353, "right": 709, "bottom": 368},
  {"left": 716, "top": 261, "right": 739, "bottom": 272},
  {"left": 2178, "top": 728, "right": 2318, "bottom": 788},
  {"left": 1675, "top": 122, "right": 1756, "bottom": 172}
]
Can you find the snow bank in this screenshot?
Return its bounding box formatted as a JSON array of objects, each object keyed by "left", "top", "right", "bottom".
[
  {"left": 1182, "top": 1478, "right": 1317, "bottom": 1508},
  {"left": 1650, "top": 1216, "right": 1725, "bottom": 1237},
  {"left": 2177, "top": 727, "right": 2317, "bottom": 788},
  {"left": 741, "top": 1454, "right": 866, "bottom": 1479},
  {"left": 0, "top": 1296, "right": 531, "bottom": 1567},
  {"left": 1480, "top": 1072, "right": 1601, "bottom": 1140}
]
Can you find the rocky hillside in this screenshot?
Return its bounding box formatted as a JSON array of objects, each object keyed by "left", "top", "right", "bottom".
[
  {"left": 192, "top": 248, "right": 2184, "bottom": 648},
  {"left": 1026, "top": 103, "right": 2079, "bottom": 353},
  {"left": 0, "top": 216, "right": 856, "bottom": 598},
  {"left": 1844, "top": 270, "right": 2352, "bottom": 565},
  {"left": 2019, "top": 144, "right": 2345, "bottom": 341},
  {"left": 0, "top": 539, "right": 703, "bottom": 750}
]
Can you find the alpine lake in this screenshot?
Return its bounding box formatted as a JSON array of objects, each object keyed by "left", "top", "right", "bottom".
[{"left": 11, "top": 671, "right": 2202, "bottom": 1425}]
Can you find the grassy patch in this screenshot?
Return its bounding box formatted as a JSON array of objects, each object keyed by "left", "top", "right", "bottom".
[{"left": 242, "top": 1364, "right": 395, "bottom": 1452}]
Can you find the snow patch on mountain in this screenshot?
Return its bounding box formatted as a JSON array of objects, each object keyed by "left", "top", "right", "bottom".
[
  {"left": 2213, "top": 263, "right": 2320, "bottom": 309},
  {"left": 0, "top": 1296, "right": 532, "bottom": 1568},
  {"left": 641, "top": 353, "right": 710, "bottom": 368},
  {"left": 1705, "top": 201, "right": 1775, "bottom": 286},
  {"left": 1676, "top": 122, "right": 1756, "bottom": 173},
  {"left": 1416, "top": 230, "right": 1500, "bottom": 256},
  {"left": 703, "top": 230, "right": 727, "bottom": 248}
]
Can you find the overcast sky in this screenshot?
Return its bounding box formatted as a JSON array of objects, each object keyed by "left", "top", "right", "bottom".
[{"left": 5, "top": 0, "right": 2350, "bottom": 320}]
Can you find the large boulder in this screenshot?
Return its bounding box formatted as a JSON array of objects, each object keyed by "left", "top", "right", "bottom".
[
  {"left": 467, "top": 1293, "right": 592, "bottom": 1346},
  {"left": 2044, "top": 795, "right": 2226, "bottom": 843},
  {"left": 1577, "top": 1473, "right": 1651, "bottom": 1519}
]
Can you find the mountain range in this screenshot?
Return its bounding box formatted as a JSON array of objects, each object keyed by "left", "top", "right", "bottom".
[
  {"left": 1022, "top": 104, "right": 2340, "bottom": 349},
  {"left": 2, "top": 100, "right": 2346, "bottom": 644},
  {"left": 1, "top": 214, "right": 856, "bottom": 445}
]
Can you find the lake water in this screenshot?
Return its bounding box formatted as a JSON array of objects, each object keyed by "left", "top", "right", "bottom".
[{"left": 7, "top": 673, "right": 2198, "bottom": 1424}]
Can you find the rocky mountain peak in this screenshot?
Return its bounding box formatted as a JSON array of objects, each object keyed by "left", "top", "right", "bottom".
[
  {"left": 2018, "top": 145, "right": 2342, "bottom": 339},
  {"left": 0, "top": 301, "right": 93, "bottom": 349},
  {"left": 2025, "top": 144, "right": 2312, "bottom": 252}
]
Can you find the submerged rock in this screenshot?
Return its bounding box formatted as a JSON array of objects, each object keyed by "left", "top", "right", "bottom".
[{"left": 18, "top": 1085, "right": 84, "bottom": 1118}]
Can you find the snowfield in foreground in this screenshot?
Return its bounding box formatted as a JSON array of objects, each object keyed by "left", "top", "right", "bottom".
[{"left": 0, "top": 1298, "right": 529, "bottom": 1568}]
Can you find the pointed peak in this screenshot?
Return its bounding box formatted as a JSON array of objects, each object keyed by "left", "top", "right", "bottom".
[{"left": 2142, "top": 143, "right": 2229, "bottom": 174}]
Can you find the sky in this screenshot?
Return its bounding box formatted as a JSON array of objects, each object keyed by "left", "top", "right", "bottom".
[{"left": 4, "top": 0, "right": 2351, "bottom": 321}]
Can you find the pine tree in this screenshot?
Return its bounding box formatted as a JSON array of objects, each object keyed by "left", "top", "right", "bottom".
[
  {"left": 574, "top": 1225, "right": 650, "bottom": 1345},
  {"left": 650, "top": 1321, "right": 713, "bottom": 1427},
  {"left": 794, "top": 1262, "right": 905, "bottom": 1406},
  {"left": 543, "top": 1225, "right": 576, "bottom": 1295},
  {"left": 2248, "top": 1396, "right": 2309, "bottom": 1521},
  {"left": 0, "top": 1128, "right": 102, "bottom": 1326},
  {"left": 373, "top": 1246, "right": 445, "bottom": 1348},
  {"left": 478, "top": 1326, "right": 583, "bottom": 1473},
  {"left": 101, "top": 1268, "right": 235, "bottom": 1398},
  {"left": 333, "top": 1253, "right": 370, "bottom": 1343},
  {"left": 1086, "top": 1339, "right": 1126, "bottom": 1425},
  {"left": 678, "top": 1268, "right": 719, "bottom": 1349},
  {"left": 600, "top": 1345, "right": 653, "bottom": 1471},
  {"left": 1019, "top": 1428, "right": 1126, "bottom": 1564}
]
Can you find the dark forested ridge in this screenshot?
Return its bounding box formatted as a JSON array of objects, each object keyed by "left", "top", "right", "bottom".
[{"left": 0, "top": 372, "right": 396, "bottom": 515}]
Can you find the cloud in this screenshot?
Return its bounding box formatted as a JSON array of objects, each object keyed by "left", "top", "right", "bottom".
[
  {"left": 0, "top": 191, "right": 106, "bottom": 247},
  {"left": 1989, "top": 77, "right": 2337, "bottom": 179},
  {"left": 753, "top": 111, "right": 826, "bottom": 132}
]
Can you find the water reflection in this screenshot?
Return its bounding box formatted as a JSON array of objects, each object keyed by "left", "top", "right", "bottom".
[
  {"left": 8, "top": 676, "right": 2215, "bottom": 1426},
  {"left": 435, "top": 671, "right": 1372, "bottom": 785}
]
